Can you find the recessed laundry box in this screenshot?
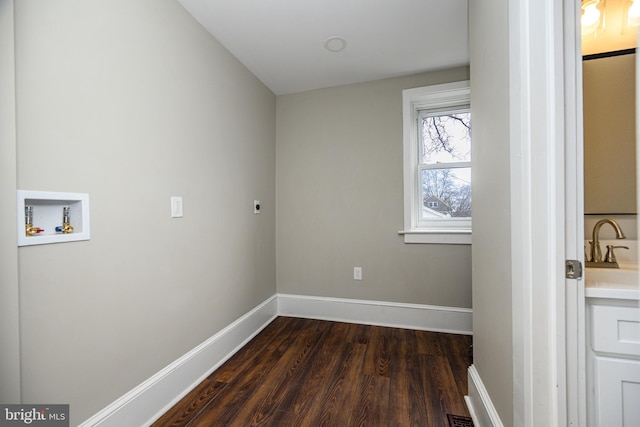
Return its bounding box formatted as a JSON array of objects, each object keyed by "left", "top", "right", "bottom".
[{"left": 17, "top": 190, "right": 90, "bottom": 246}]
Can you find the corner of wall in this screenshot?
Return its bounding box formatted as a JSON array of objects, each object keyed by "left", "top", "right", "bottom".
[
  {"left": 466, "top": 365, "right": 505, "bottom": 427},
  {"left": 0, "top": 0, "right": 22, "bottom": 404}
]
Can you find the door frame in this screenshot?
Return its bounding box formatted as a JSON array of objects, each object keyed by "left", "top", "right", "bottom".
[
  {"left": 562, "top": 0, "right": 587, "bottom": 425},
  {"left": 508, "top": 0, "right": 584, "bottom": 425}
]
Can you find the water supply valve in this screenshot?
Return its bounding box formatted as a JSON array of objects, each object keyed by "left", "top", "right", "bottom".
[
  {"left": 25, "top": 206, "right": 44, "bottom": 236},
  {"left": 55, "top": 206, "right": 74, "bottom": 234}
]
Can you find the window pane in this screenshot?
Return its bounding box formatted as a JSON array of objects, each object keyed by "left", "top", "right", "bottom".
[
  {"left": 421, "top": 167, "right": 471, "bottom": 219},
  {"left": 420, "top": 112, "right": 471, "bottom": 164}
]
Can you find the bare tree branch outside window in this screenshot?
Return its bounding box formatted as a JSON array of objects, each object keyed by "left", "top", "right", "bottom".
[{"left": 420, "top": 112, "right": 472, "bottom": 218}]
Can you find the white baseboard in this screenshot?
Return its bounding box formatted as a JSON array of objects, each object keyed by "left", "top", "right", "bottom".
[
  {"left": 466, "top": 364, "right": 504, "bottom": 427},
  {"left": 79, "top": 295, "right": 278, "bottom": 427},
  {"left": 277, "top": 293, "right": 473, "bottom": 334},
  {"left": 80, "top": 294, "right": 472, "bottom": 426}
]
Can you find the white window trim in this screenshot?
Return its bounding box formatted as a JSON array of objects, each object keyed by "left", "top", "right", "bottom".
[{"left": 400, "top": 80, "right": 471, "bottom": 244}]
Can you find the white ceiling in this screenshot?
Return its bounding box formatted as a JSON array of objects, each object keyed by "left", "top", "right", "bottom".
[{"left": 176, "top": 0, "right": 469, "bottom": 95}]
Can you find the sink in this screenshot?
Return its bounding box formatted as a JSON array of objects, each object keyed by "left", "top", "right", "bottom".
[
  {"left": 585, "top": 264, "right": 639, "bottom": 299},
  {"left": 586, "top": 264, "right": 639, "bottom": 288},
  {"left": 583, "top": 240, "right": 639, "bottom": 299}
]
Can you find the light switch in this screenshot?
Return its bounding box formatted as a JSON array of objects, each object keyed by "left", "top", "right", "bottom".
[{"left": 171, "top": 196, "right": 183, "bottom": 218}]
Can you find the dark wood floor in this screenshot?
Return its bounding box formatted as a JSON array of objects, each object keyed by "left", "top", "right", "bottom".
[{"left": 152, "top": 316, "right": 473, "bottom": 427}]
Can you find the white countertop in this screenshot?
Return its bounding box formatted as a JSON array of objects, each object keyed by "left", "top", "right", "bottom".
[
  {"left": 584, "top": 240, "right": 639, "bottom": 300},
  {"left": 585, "top": 264, "right": 639, "bottom": 300},
  {"left": 585, "top": 286, "right": 640, "bottom": 300}
]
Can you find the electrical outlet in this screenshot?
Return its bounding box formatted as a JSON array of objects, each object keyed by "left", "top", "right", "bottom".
[
  {"left": 254, "top": 200, "right": 261, "bottom": 214},
  {"left": 353, "top": 267, "right": 362, "bottom": 281}
]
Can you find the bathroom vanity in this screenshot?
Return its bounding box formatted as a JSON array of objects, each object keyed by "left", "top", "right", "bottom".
[{"left": 585, "top": 241, "right": 639, "bottom": 427}]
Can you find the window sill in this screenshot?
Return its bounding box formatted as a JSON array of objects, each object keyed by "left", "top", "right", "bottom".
[{"left": 398, "top": 230, "right": 471, "bottom": 245}]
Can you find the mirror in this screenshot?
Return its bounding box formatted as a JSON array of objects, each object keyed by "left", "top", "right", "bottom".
[{"left": 583, "top": 49, "right": 637, "bottom": 214}]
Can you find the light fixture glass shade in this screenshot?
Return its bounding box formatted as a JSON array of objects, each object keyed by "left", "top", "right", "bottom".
[
  {"left": 582, "top": 0, "right": 602, "bottom": 35},
  {"left": 629, "top": 0, "right": 640, "bottom": 27}
]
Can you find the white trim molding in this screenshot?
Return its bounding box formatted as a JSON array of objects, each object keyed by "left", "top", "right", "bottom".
[
  {"left": 277, "top": 293, "right": 472, "bottom": 334},
  {"left": 509, "top": 0, "right": 567, "bottom": 425},
  {"left": 466, "top": 364, "right": 505, "bottom": 427},
  {"left": 399, "top": 230, "right": 471, "bottom": 245},
  {"left": 79, "top": 296, "right": 278, "bottom": 427}
]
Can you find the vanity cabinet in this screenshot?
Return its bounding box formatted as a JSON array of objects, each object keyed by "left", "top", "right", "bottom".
[{"left": 587, "top": 296, "right": 640, "bottom": 427}]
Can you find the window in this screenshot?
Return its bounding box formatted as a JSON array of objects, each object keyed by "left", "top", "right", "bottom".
[{"left": 401, "top": 81, "right": 471, "bottom": 244}]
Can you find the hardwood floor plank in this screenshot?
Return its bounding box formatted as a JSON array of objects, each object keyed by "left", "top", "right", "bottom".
[
  {"left": 421, "top": 354, "right": 469, "bottom": 426},
  {"left": 339, "top": 341, "right": 369, "bottom": 425},
  {"left": 179, "top": 318, "right": 311, "bottom": 426},
  {"left": 271, "top": 322, "right": 357, "bottom": 426},
  {"left": 388, "top": 328, "right": 430, "bottom": 427},
  {"left": 153, "top": 317, "right": 472, "bottom": 427},
  {"left": 151, "top": 379, "right": 227, "bottom": 427},
  {"left": 416, "top": 330, "right": 445, "bottom": 356},
  {"left": 387, "top": 328, "right": 409, "bottom": 427},
  {"left": 183, "top": 351, "right": 279, "bottom": 427},
  {"left": 210, "top": 316, "right": 297, "bottom": 383},
  {"left": 438, "top": 332, "right": 473, "bottom": 396},
  {"left": 152, "top": 317, "right": 299, "bottom": 427},
  {"left": 350, "top": 322, "right": 370, "bottom": 345},
  {"left": 362, "top": 326, "right": 391, "bottom": 378},
  {"left": 274, "top": 322, "right": 350, "bottom": 418},
  {"left": 348, "top": 374, "right": 391, "bottom": 427},
  {"left": 405, "top": 330, "right": 436, "bottom": 426},
  {"left": 222, "top": 319, "right": 329, "bottom": 426},
  {"left": 297, "top": 324, "right": 368, "bottom": 426}
]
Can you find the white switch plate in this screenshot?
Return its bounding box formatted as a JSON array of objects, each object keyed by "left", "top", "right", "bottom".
[
  {"left": 171, "top": 196, "right": 183, "bottom": 218},
  {"left": 254, "top": 200, "right": 261, "bottom": 214},
  {"left": 354, "top": 267, "right": 362, "bottom": 281}
]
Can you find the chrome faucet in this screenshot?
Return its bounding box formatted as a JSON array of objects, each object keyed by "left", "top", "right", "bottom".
[{"left": 587, "top": 218, "right": 626, "bottom": 268}]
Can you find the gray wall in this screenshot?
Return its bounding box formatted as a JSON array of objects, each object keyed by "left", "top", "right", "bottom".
[
  {"left": 13, "top": 1, "right": 275, "bottom": 424},
  {"left": 0, "top": 0, "right": 21, "bottom": 404},
  {"left": 276, "top": 68, "right": 472, "bottom": 308},
  {"left": 469, "top": 0, "right": 513, "bottom": 424},
  {"left": 585, "top": 215, "right": 638, "bottom": 240}
]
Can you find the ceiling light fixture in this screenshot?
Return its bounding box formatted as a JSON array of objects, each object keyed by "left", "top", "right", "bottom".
[
  {"left": 324, "top": 36, "right": 347, "bottom": 53},
  {"left": 629, "top": 0, "right": 640, "bottom": 27},
  {"left": 581, "top": 0, "right": 603, "bottom": 35},
  {"left": 581, "top": 0, "right": 639, "bottom": 37}
]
